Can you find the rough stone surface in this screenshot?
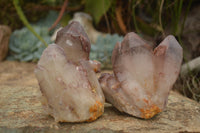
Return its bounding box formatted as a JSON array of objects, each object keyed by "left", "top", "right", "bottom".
[
  {"left": 0, "top": 25, "right": 11, "bottom": 61},
  {"left": 0, "top": 61, "right": 200, "bottom": 133}
]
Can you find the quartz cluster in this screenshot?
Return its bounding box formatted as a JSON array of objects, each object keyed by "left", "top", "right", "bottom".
[
  {"left": 99, "top": 32, "right": 183, "bottom": 119},
  {"left": 35, "top": 21, "right": 183, "bottom": 121},
  {"left": 35, "top": 21, "right": 104, "bottom": 122}
]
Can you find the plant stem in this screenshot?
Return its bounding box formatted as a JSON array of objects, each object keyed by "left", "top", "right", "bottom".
[
  {"left": 180, "top": 0, "right": 193, "bottom": 35},
  {"left": 159, "top": 0, "right": 165, "bottom": 37},
  {"left": 13, "top": 0, "right": 48, "bottom": 47},
  {"left": 132, "top": 0, "right": 140, "bottom": 33},
  {"left": 49, "top": 0, "right": 68, "bottom": 31},
  {"left": 116, "top": 0, "right": 127, "bottom": 34},
  {"left": 103, "top": 0, "right": 111, "bottom": 33}
]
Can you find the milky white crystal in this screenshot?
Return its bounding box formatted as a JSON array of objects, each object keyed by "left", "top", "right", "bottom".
[{"left": 35, "top": 21, "right": 104, "bottom": 122}]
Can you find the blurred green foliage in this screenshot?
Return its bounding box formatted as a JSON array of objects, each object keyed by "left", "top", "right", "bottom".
[
  {"left": 7, "top": 11, "right": 58, "bottom": 62},
  {"left": 1, "top": 0, "right": 194, "bottom": 38},
  {"left": 0, "top": 0, "right": 48, "bottom": 30},
  {"left": 13, "top": 0, "right": 48, "bottom": 47},
  {"left": 5, "top": 0, "right": 196, "bottom": 63},
  {"left": 84, "top": 0, "right": 113, "bottom": 24},
  {"left": 8, "top": 27, "right": 48, "bottom": 62},
  {"left": 90, "top": 34, "right": 123, "bottom": 69}
]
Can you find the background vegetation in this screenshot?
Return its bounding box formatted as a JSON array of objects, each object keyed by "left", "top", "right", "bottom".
[
  {"left": 0, "top": 0, "right": 199, "bottom": 102},
  {"left": 0, "top": 0, "right": 195, "bottom": 37}
]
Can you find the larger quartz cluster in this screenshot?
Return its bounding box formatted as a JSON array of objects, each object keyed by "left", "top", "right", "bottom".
[
  {"left": 99, "top": 32, "right": 183, "bottom": 119},
  {"left": 35, "top": 21, "right": 104, "bottom": 122}
]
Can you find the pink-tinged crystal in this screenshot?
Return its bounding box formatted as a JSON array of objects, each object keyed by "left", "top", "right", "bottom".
[
  {"left": 99, "top": 32, "right": 183, "bottom": 119},
  {"left": 35, "top": 21, "right": 104, "bottom": 122}
]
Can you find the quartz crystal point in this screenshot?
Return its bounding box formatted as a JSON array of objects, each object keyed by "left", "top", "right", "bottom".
[
  {"left": 35, "top": 21, "right": 104, "bottom": 122},
  {"left": 99, "top": 32, "right": 183, "bottom": 119}
]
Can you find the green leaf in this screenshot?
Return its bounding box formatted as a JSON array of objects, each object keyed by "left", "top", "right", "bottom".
[
  {"left": 60, "top": 14, "right": 72, "bottom": 27},
  {"left": 85, "top": 0, "right": 113, "bottom": 24}
]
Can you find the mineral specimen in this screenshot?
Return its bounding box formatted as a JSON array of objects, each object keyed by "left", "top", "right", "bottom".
[
  {"left": 99, "top": 32, "right": 183, "bottom": 119},
  {"left": 35, "top": 21, "right": 104, "bottom": 122}
]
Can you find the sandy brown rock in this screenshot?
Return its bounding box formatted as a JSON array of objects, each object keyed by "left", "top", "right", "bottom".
[
  {"left": 0, "top": 25, "right": 11, "bottom": 61},
  {"left": 0, "top": 61, "right": 200, "bottom": 132}
]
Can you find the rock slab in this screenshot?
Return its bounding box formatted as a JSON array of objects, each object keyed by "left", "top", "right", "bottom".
[{"left": 0, "top": 61, "right": 200, "bottom": 133}]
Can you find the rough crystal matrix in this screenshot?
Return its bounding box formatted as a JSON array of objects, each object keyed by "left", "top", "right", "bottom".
[
  {"left": 99, "top": 32, "right": 183, "bottom": 119},
  {"left": 35, "top": 21, "right": 104, "bottom": 122}
]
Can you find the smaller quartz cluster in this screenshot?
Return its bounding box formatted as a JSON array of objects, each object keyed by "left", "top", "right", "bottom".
[{"left": 35, "top": 21, "right": 104, "bottom": 122}]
